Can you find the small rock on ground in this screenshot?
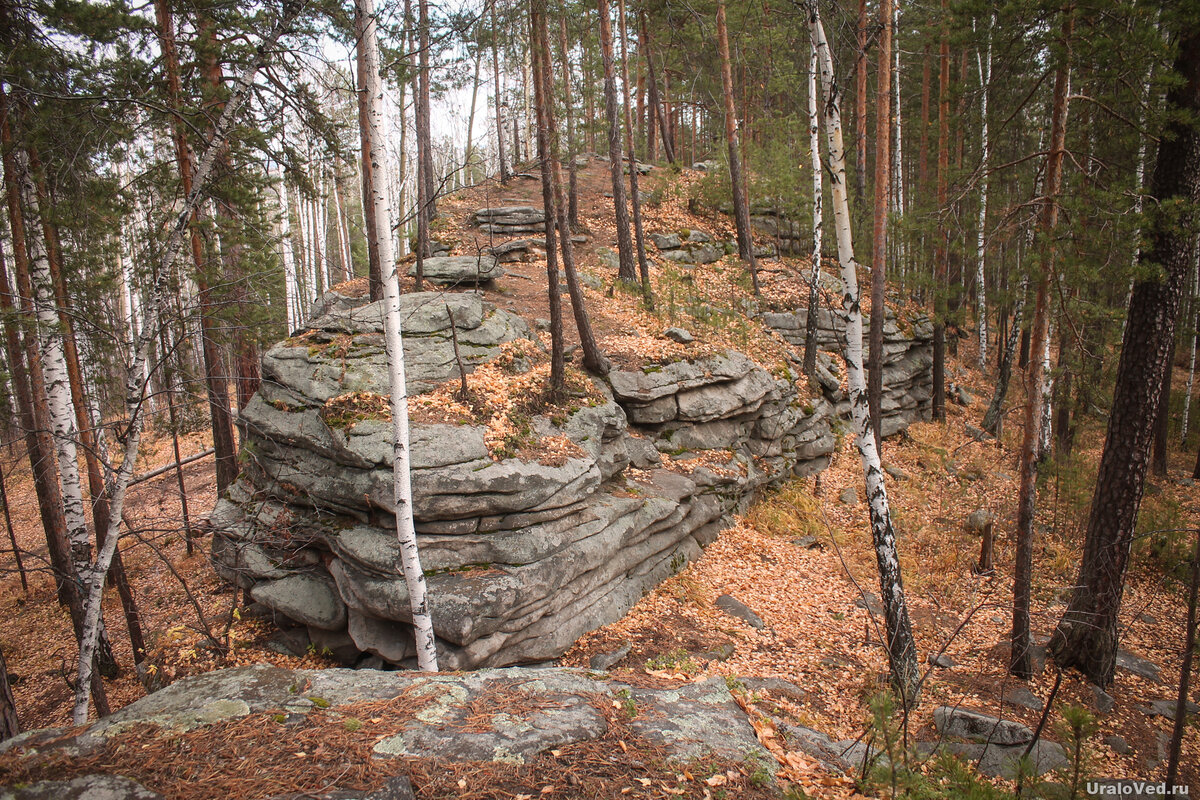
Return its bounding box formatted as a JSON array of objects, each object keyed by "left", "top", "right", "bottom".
[
  {"left": 1091, "top": 684, "right": 1116, "bottom": 714},
  {"left": 1116, "top": 650, "right": 1162, "bottom": 683},
  {"left": 792, "top": 535, "right": 820, "bottom": 549},
  {"left": 1001, "top": 686, "right": 1044, "bottom": 712},
  {"left": 715, "top": 594, "right": 765, "bottom": 629},
  {"left": 838, "top": 486, "right": 858, "bottom": 505},
  {"left": 588, "top": 643, "right": 632, "bottom": 672},
  {"left": 1104, "top": 735, "right": 1131, "bottom": 755},
  {"left": 933, "top": 706, "right": 1033, "bottom": 746},
  {"left": 884, "top": 464, "right": 908, "bottom": 481},
  {"left": 928, "top": 653, "right": 955, "bottom": 669},
  {"left": 663, "top": 327, "right": 694, "bottom": 344},
  {"left": 1139, "top": 699, "right": 1200, "bottom": 721}
]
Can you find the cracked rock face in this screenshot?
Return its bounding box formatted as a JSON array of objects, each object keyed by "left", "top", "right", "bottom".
[{"left": 209, "top": 285, "right": 932, "bottom": 671}]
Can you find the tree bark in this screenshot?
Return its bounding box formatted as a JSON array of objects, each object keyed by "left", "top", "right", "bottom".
[
  {"left": 975, "top": 17, "right": 993, "bottom": 369},
  {"left": 642, "top": 15, "right": 674, "bottom": 165},
  {"left": 559, "top": 17, "right": 579, "bottom": 229},
  {"left": 803, "top": 40, "right": 823, "bottom": 379},
  {"left": 358, "top": 0, "right": 438, "bottom": 673},
  {"left": 153, "top": 0, "right": 237, "bottom": 493},
  {"left": 809, "top": 0, "right": 920, "bottom": 704},
  {"left": 491, "top": 0, "right": 510, "bottom": 185},
  {"left": 854, "top": 0, "right": 867, "bottom": 209},
  {"left": 616, "top": 0, "right": 652, "bottom": 305},
  {"left": 868, "top": 0, "right": 892, "bottom": 449},
  {"left": 1012, "top": 8, "right": 1072, "bottom": 680},
  {"left": 533, "top": 4, "right": 566, "bottom": 393},
  {"left": 74, "top": 1, "right": 304, "bottom": 722},
  {"left": 716, "top": 1, "right": 759, "bottom": 292},
  {"left": 1047, "top": 18, "right": 1200, "bottom": 691},
  {"left": 596, "top": 0, "right": 636, "bottom": 284},
  {"left": 0, "top": 645, "right": 17, "bottom": 741},
  {"left": 932, "top": 2, "right": 951, "bottom": 422}
]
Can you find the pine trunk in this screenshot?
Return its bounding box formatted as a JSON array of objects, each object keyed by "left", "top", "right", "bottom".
[
  {"left": 597, "top": 0, "right": 636, "bottom": 283},
  {"left": 616, "top": 0, "right": 652, "bottom": 305},
  {"left": 716, "top": 1, "right": 759, "bottom": 290},
  {"left": 868, "top": 0, "right": 892, "bottom": 449}
]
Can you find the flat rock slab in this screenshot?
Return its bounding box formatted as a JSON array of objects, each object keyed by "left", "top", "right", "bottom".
[
  {"left": 409, "top": 255, "right": 503, "bottom": 286},
  {"left": 933, "top": 706, "right": 1033, "bottom": 746},
  {"left": 940, "top": 738, "right": 1067, "bottom": 779},
  {"left": 1000, "top": 686, "right": 1044, "bottom": 712},
  {"left": 2, "top": 665, "right": 769, "bottom": 793},
  {"left": 1139, "top": 699, "right": 1200, "bottom": 720},
  {"left": 1116, "top": 650, "right": 1162, "bottom": 683},
  {"left": 0, "top": 776, "right": 164, "bottom": 800}
]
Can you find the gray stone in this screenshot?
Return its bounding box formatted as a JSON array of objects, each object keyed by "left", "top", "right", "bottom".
[
  {"left": 1104, "top": 735, "right": 1131, "bottom": 755},
  {"left": 691, "top": 160, "right": 718, "bottom": 172},
  {"left": 928, "top": 653, "right": 955, "bottom": 669},
  {"left": 855, "top": 593, "right": 884, "bottom": 615},
  {"left": 629, "top": 678, "right": 766, "bottom": 763},
  {"left": 1139, "top": 699, "right": 1199, "bottom": 720},
  {"left": 1001, "top": 686, "right": 1044, "bottom": 712},
  {"left": 941, "top": 739, "right": 1068, "bottom": 779},
  {"left": 663, "top": 327, "right": 694, "bottom": 344},
  {"left": 252, "top": 573, "right": 347, "bottom": 631},
  {"left": 596, "top": 247, "right": 620, "bottom": 271},
  {"left": 884, "top": 464, "right": 909, "bottom": 481},
  {"left": 1116, "top": 650, "right": 1162, "bottom": 683},
  {"left": 839, "top": 486, "right": 858, "bottom": 505},
  {"left": 650, "top": 232, "right": 682, "bottom": 251},
  {"left": 716, "top": 594, "right": 765, "bottom": 629},
  {"left": 964, "top": 424, "right": 994, "bottom": 441},
  {"left": 1091, "top": 684, "right": 1115, "bottom": 714},
  {"left": 1136, "top": 612, "right": 1158, "bottom": 625},
  {"left": 950, "top": 384, "right": 974, "bottom": 406},
  {"left": 0, "top": 776, "right": 164, "bottom": 800},
  {"left": 589, "top": 642, "right": 632, "bottom": 671},
  {"left": 792, "top": 535, "right": 820, "bottom": 549},
  {"left": 409, "top": 255, "right": 503, "bottom": 286},
  {"left": 933, "top": 706, "right": 1034, "bottom": 746}
]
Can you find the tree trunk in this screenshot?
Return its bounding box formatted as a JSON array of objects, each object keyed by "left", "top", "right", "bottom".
[
  {"left": 1165, "top": 527, "right": 1199, "bottom": 792},
  {"left": 809, "top": 0, "right": 920, "bottom": 704},
  {"left": 1012, "top": 8, "right": 1072, "bottom": 680},
  {"left": 154, "top": 0, "right": 237, "bottom": 493},
  {"left": 854, "top": 0, "right": 867, "bottom": 210},
  {"left": 1182, "top": 252, "right": 1198, "bottom": 444},
  {"left": 74, "top": 2, "right": 304, "bottom": 723},
  {"left": 642, "top": 16, "right": 674, "bottom": 165},
  {"left": 533, "top": 6, "right": 566, "bottom": 393},
  {"left": 716, "top": 1, "right": 759, "bottom": 292},
  {"left": 982, "top": 276, "right": 1027, "bottom": 435},
  {"left": 867, "top": 0, "right": 892, "bottom": 449},
  {"left": 537, "top": 1, "right": 610, "bottom": 377},
  {"left": 803, "top": 40, "right": 823, "bottom": 379},
  {"left": 559, "top": 17, "right": 579, "bottom": 229},
  {"left": 1152, "top": 333, "right": 1176, "bottom": 476},
  {"left": 616, "top": 0, "right": 652, "bottom": 305},
  {"left": 356, "top": 6, "right": 380, "bottom": 302},
  {"left": 358, "top": 0, "right": 438, "bottom": 673},
  {"left": 491, "top": 0, "right": 510, "bottom": 185},
  {"left": 1047, "top": 21, "right": 1200, "bottom": 691},
  {"left": 0, "top": 644, "right": 17, "bottom": 741},
  {"left": 975, "top": 17, "right": 993, "bottom": 369},
  {"left": 596, "top": 0, "right": 636, "bottom": 283},
  {"left": 932, "top": 3, "right": 951, "bottom": 422}
]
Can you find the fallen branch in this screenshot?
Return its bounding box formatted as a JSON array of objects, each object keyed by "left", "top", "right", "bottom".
[{"left": 129, "top": 448, "right": 215, "bottom": 486}]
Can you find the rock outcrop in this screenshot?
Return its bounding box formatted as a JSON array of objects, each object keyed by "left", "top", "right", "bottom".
[
  {"left": 473, "top": 206, "right": 546, "bottom": 235},
  {"left": 209, "top": 279, "right": 933, "bottom": 671},
  {"left": 0, "top": 665, "right": 766, "bottom": 799}
]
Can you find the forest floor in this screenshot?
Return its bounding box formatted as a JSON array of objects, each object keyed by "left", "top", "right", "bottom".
[{"left": 0, "top": 157, "right": 1197, "bottom": 798}]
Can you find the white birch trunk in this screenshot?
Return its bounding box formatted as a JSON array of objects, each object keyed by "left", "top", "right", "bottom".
[
  {"left": 315, "top": 173, "right": 329, "bottom": 294},
  {"left": 15, "top": 152, "right": 93, "bottom": 587},
  {"left": 1182, "top": 245, "right": 1199, "bottom": 443},
  {"left": 333, "top": 174, "right": 352, "bottom": 282},
  {"left": 357, "top": 0, "right": 438, "bottom": 672},
  {"left": 808, "top": 1, "right": 920, "bottom": 701},
  {"left": 1038, "top": 323, "right": 1054, "bottom": 458},
  {"left": 73, "top": 6, "right": 301, "bottom": 722},
  {"left": 892, "top": 6, "right": 905, "bottom": 282},
  {"left": 809, "top": 46, "right": 823, "bottom": 286},
  {"left": 276, "top": 166, "right": 300, "bottom": 330},
  {"left": 974, "top": 17, "right": 993, "bottom": 368}
]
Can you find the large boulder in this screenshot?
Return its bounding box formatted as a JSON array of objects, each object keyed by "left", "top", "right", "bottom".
[{"left": 408, "top": 255, "right": 504, "bottom": 286}]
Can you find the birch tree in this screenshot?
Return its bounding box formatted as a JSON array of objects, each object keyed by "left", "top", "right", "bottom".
[
  {"left": 974, "top": 16, "right": 993, "bottom": 368},
  {"left": 74, "top": 3, "right": 305, "bottom": 722},
  {"left": 358, "top": 0, "right": 438, "bottom": 672},
  {"left": 802, "top": 40, "right": 823, "bottom": 378},
  {"left": 808, "top": 0, "right": 920, "bottom": 704}
]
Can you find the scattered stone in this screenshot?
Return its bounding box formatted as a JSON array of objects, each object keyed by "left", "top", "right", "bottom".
[
  {"left": 1116, "top": 650, "right": 1162, "bottom": 683},
  {"left": 580, "top": 273, "right": 603, "bottom": 290},
  {"left": 964, "top": 423, "right": 994, "bottom": 441},
  {"left": 964, "top": 509, "right": 995, "bottom": 534},
  {"left": 701, "top": 643, "right": 736, "bottom": 662},
  {"left": 941, "top": 738, "right": 1067, "bottom": 779},
  {"left": 884, "top": 464, "right": 909, "bottom": 481},
  {"left": 410, "top": 255, "right": 504, "bottom": 286},
  {"left": 534, "top": 318, "right": 551, "bottom": 331},
  {"left": 854, "top": 593, "right": 884, "bottom": 616},
  {"left": 715, "top": 594, "right": 765, "bottom": 629},
  {"left": 1136, "top": 612, "right": 1158, "bottom": 625},
  {"left": 928, "top": 653, "right": 955, "bottom": 669},
  {"left": 692, "top": 160, "right": 718, "bottom": 172},
  {"left": 588, "top": 642, "right": 632, "bottom": 671},
  {"left": 1104, "top": 735, "right": 1131, "bottom": 755},
  {"left": 792, "top": 535, "right": 820, "bottom": 550},
  {"left": 596, "top": 247, "right": 620, "bottom": 271},
  {"left": 838, "top": 486, "right": 858, "bottom": 505},
  {"left": 933, "top": 707, "right": 1033, "bottom": 746},
  {"left": 663, "top": 327, "right": 694, "bottom": 344},
  {"left": 949, "top": 383, "right": 975, "bottom": 406},
  {"left": 1091, "top": 684, "right": 1116, "bottom": 714},
  {"left": 649, "top": 232, "right": 682, "bottom": 251},
  {"left": 1139, "top": 699, "right": 1200, "bottom": 720},
  {"left": 1001, "top": 686, "right": 1043, "bottom": 712}
]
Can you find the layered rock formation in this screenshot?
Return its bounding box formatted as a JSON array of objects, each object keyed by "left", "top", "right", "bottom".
[{"left": 209, "top": 281, "right": 932, "bottom": 671}]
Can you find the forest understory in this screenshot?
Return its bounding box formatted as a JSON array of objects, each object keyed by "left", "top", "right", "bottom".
[{"left": 0, "top": 161, "right": 1196, "bottom": 797}]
